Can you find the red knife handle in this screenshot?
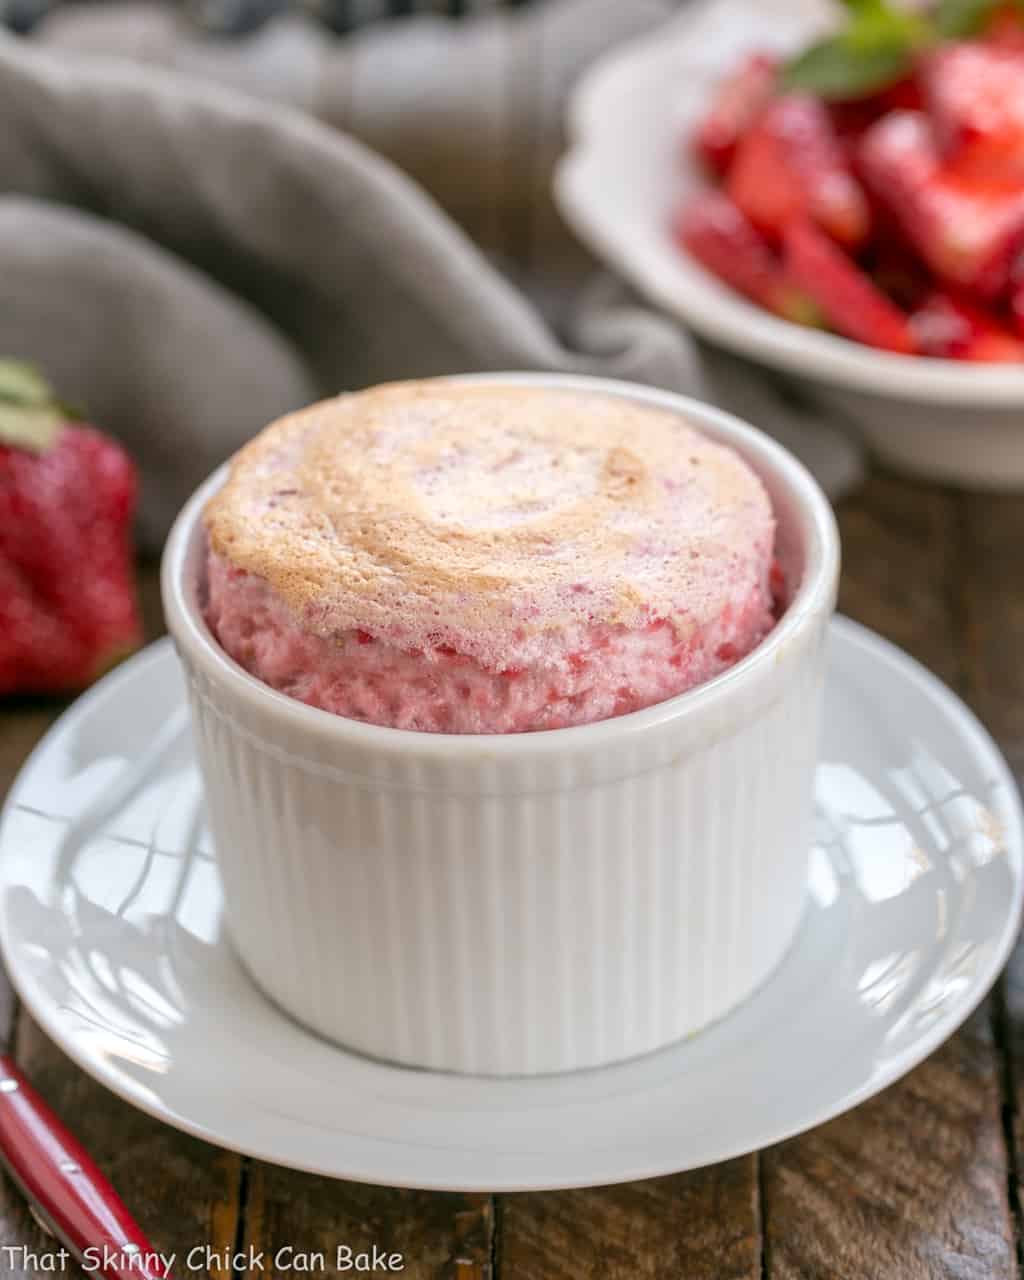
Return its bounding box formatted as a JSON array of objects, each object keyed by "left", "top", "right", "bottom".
[{"left": 0, "top": 1056, "right": 170, "bottom": 1280}]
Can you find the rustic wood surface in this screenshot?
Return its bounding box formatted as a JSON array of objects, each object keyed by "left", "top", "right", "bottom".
[{"left": 1, "top": 473, "right": 1022, "bottom": 1279}]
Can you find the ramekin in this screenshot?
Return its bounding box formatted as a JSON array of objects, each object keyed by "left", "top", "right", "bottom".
[{"left": 161, "top": 373, "right": 840, "bottom": 1076}]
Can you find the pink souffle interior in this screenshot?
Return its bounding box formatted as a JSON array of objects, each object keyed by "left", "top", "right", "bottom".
[
  {"left": 202, "top": 381, "right": 781, "bottom": 734},
  {"left": 205, "top": 550, "right": 780, "bottom": 733}
]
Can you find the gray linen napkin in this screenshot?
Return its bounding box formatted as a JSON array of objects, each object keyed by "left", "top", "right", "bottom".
[{"left": 0, "top": 2, "right": 862, "bottom": 552}]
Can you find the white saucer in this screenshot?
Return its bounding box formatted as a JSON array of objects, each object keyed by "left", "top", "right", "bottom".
[{"left": 1, "top": 617, "right": 1021, "bottom": 1191}]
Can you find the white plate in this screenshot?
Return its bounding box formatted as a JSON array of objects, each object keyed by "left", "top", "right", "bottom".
[
  {"left": 0, "top": 618, "right": 1021, "bottom": 1191},
  {"left": 554, "top": 0, "right": 1024, "bottom": 487}
]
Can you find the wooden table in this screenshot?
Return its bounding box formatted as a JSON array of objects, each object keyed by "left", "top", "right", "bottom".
[{"left": 0, "top": 472, "right": 1022, "bottom": 1279}]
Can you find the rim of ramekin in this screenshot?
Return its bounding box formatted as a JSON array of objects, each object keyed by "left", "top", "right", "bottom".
[{"left": 161, "top": 372, "right": 840, "bottom": 760}]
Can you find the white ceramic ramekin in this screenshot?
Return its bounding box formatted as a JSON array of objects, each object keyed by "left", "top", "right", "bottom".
[{"left": 161, "top": 373, "right": 839, "bottom": 1076}]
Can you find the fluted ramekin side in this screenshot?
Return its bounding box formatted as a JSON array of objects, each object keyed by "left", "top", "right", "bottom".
[{"left": 163, "top": 374, "right": 839, "bottom": 1076}]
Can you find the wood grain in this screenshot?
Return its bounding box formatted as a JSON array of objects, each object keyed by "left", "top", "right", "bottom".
[
  {"left": 834, "top": 471, "right": 963, "bottom": 687},
  {"left": 241, "top": 1164, "right": 494, "bottom": 1279},
  {"left": 499, "top": 1157, "right": 761, "bottom": 1280},
  {"left": 762, "top": 1010, "right": 1015, "bottom": 1280}
]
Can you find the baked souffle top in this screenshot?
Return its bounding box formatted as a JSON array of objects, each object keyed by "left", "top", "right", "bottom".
[{"left": 204, "top": 380, "right": 774, "bottom": 671}]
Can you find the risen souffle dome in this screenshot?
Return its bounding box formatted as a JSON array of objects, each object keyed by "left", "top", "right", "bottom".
[{"left": 203, "top": 381, "right": 778, "bottom": 733}]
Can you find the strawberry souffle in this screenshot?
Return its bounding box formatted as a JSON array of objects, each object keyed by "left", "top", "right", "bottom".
[{"left": 202, "top": 380, "right": 778, "bottom": 734}]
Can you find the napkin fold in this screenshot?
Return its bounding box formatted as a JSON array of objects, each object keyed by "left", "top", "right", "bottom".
[{"left": 0, "top": 0, "right": 862, "bottom": 552}]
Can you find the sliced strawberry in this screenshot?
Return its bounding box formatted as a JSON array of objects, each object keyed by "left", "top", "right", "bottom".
[
  {"left": 693, "top": 53, "right": 778, "bottom": 176},
  {"left": 864, "top": 234, "right": 933, "bottom": 311},
  {"left": 783, "top": 219, "right": 915, "bottom": 353},
  {"left": 1012, "top": 290, "right": 1024, "bottom": 336},
  {"left": 726, "top": 113, "right": 805, "bottom": 235},
  {"left": 984, "top": 4, "right": 1024, "bottom": 50},
  {"left": 915, "top": 294, "right": 970, "bottom": 356},
  {"left": 910, "top": 290, "right": 1024, "bottom": 361},
  {"left": 674, "top": 191, "right": 819, "bottom": 323},
  {"left": 879, "top": 76, "right": 927, "bottom": 114},
  {"left": 727, "top": 93, "right": 871, "bottom": 247},
  {"left": 965, "top": 330, "right": 1024, "bottom": 361},
  {"left": 859, "top": 110, "right": 1024, "bottom": 298},
  {"left": 1009, "top": 253, "right": 1024, "bottom": 336},
  {"left": 910, "top": 290, "right": 989, "bottom": 356},
  {"left": 829, "top": 75, "right": 925, "bottom": 146},
  {"left": 923, "top": 43, "right": 1024, "bottom": 181}
]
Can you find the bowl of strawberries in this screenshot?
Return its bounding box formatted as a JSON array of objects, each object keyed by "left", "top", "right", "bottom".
[{"left": 555, "top": 0, "right": 1024, "bottom": 488}]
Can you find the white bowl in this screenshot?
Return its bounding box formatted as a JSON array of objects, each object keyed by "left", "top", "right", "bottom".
[
  {"left": 161, "top": 372, "right": 839, "bottom": 1077},
  {"left": 553, "top": 0, "right": 1024, "bottom": 489}
]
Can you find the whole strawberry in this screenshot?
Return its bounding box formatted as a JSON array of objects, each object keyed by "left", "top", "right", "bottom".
[{"left": 0, "top": 362, "right": 141, "bottom": 695}]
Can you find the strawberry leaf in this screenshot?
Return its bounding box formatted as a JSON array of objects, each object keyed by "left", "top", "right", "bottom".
[
  {"left": 0, "top": 403, "right": 62, "bottom": 453},
  {"left": 0, "top": 361, "right": 66, "bottom": 451},
  {"left": 0, "top": 360, "right": 54, "bottom": 408}
]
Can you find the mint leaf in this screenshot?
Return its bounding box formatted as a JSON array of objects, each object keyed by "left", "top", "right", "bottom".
[
  {"left": 838, "top": 0, "right": 893, "bottom": 12},
  {"left": 934, "top": 0, "right": 1001, "bottom": 36},
  {"left": 783, "top": 33, "right": 914, "bottom": 98},
  {"left": 784, "top": 2, "right": 931, "bottom": 100}
]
